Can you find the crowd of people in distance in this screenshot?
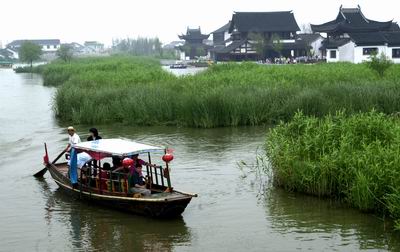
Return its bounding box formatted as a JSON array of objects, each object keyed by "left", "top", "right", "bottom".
[{"left": 65, "top": 126, "right": 155, "bottom": 197}]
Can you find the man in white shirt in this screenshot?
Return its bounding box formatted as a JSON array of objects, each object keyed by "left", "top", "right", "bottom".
[{"left": 65, "top": 126, "right": 81, "bottom": 152}]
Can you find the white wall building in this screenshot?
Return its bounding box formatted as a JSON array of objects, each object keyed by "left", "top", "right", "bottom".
[
  {"left": 7, "top": 39, "right": 60, "bottom": 53},
  {"left": 83, "top": 41, "right": 104, "bottom": 54},
  {"left": 325, "top": 33, "right": 400, "bottom": 63},
  {"left": 312, "top": 6, "right": 400, "bottom": 64}
]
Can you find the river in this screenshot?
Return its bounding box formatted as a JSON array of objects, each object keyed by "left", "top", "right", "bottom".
[{"left": 0, "top": 68, "right": 399, "bottom": 251}]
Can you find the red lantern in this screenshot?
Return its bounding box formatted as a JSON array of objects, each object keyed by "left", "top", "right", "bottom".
[
  {"left": 122, "top": 158, "right": 134, "bottom": 167},
  {"left": 162, "top": 153, "right": 174, "bottom": 163}
]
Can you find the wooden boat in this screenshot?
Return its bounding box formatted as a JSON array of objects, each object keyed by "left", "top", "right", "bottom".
[
  {"left": 44, "top": 139, "right": 196, "bottom": 217},
  {"left": 169, "top": 62, "right": 187, "bottom": 69}
]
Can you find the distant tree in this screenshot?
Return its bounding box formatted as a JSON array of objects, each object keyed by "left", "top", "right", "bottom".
[
  {"left": 249, "top": 32, "right": 267, "bottom": 60},
  {"left": 112, "top": 37, "right": 164, "bottom": 58},
  {"left": 271, "top": 34, "right": 283, "bottom": 57},
  {"left": 19, "top": 41, "right": 42, "bottom": 69},
  {"left": 300, "top": 23, "right": 313, "bottom": 34},
  {"left": 57, "top": 44, "right": 73, "bottom": 62},
  {"left": 196, "top": 47, "right": 206, "bottom": 57},
  {"left": 366, "top": 52, "right": 393, "bottom": 78}
]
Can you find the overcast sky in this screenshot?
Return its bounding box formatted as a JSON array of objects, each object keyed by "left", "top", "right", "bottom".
[{"left": 1, "top": 0, "right": 399, "bottom": 47}]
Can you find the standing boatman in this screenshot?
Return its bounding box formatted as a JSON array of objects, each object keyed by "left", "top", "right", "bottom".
[{"left": 65, "top": 126, "right": 81, "bottom": 152}]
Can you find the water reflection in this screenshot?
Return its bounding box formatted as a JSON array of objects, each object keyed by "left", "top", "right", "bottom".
[
  {"left": 264, "top": 189, "right": 399, "bottom": 251},
  {"left": 38, "top": 179, "right": 191, "bottom": 252}
]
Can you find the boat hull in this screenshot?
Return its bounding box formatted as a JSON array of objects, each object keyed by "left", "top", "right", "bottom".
[{"left": 47, "top": 163, "right": 193, "bottom": 218}]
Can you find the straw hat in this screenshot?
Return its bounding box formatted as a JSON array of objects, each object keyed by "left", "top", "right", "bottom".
[{"left": 67, "top": 126, "right": 75, "bottom": 131}]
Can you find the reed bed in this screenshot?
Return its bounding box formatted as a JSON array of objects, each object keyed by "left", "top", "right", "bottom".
[
  {"left": 266, "top": 110, "right": 400, "bottom": 229},
  {"left": 42, "top": 57, "right": 400, "bottom": 127}
]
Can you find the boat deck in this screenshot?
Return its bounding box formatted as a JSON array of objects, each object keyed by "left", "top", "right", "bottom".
[
  {"left": 53, "top": 163, "right": 191, "bottom": 200},
  {"left": 56, "top": 163, "right": 69, "bottom": 176}
]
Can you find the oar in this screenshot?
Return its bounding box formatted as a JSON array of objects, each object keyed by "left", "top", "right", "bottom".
[{"left": 34, "top": 147, "right": 66, "bottom": 178}]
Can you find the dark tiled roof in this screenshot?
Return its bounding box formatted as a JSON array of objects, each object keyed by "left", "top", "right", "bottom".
[
  {"left": 281, "top": 40, "right": 311, "bottom": 50},
  {"left": 179, "top": 27, "right": 210, "bottom": 41},
  {"left": 210, "top": 39, "right": 247, "bottom": 54},
  {"left": 211, "top": 39, "right": 310, "bottom": 54},
  {"left": 311, "top": 6, "right": 394, "bottom": 33},
  {"left": 212, "top": 21, "right": 231, "bottom": 34},
  {"left": 229, "top": 11, "right": 300, "bottom": 33},
  {"left": 320, "top": 32, "right": 400, "bottom": 48},
  {"left": 389, "top": 23, "right": 400, "bottom": 32},
  {"left": 296, "top": 33, "right": 323, "bottom": 44},
  {"left": 0, "top": 48, "right": 12, "bottom": 57},
  {"left": 321, "top": 38, "right": 351, "bottom": 49},
  {"left": 384, "top": 32, "right": 400, "bottom": 46},
  {"left": 7, "top": 39, "right": 60, "bottom": 47},
  {"left": 348, "top": 32, "right": 388, "bottom": 46}
]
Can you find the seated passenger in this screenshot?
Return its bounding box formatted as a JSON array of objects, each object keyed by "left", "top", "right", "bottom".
[
  {"left": 128, "top": 164, "right": 151, "bottom": 196},
  {"left": 99, "top": 162, "right": 111, "bottom": 190},
  {"left": 113, "top": 158, "right": 132, "bottom": 174},
  {"left": 131, "top": 154, "right": 157, "bottom": 170},
  {"left": 112, "top": 156, "right": 123, "bottom": 170},
  {"left": 102, "top": 162, "right": 111, "bottom": 171}
]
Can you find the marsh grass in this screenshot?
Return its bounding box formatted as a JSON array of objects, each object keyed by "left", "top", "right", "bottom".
[
  {"left": 42, "top": 57, "right": 400, "bottom": 127},
  {"left": 266, "top": 110, "right": 400, "bottom": 229}
]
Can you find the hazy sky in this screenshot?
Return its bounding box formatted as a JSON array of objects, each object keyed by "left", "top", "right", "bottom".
[{"left": 1, "top": 0, "right": 399, "bottom": 47}]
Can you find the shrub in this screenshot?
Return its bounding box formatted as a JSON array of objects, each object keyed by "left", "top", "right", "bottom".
[{"left": 366, "top": 52, "right": 393, "bottom": 78}]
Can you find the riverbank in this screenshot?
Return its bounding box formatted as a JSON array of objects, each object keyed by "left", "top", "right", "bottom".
[
  {"left": 40, "top": 56, "right": 400, "bottom": 127},
  {"left": 266, "top": 110, "right": 400, "bottom": 230}
]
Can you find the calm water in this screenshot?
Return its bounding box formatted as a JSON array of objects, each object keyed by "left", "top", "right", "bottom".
[
  {"left": 0, "top": 68, "right": 399, "bottom": 251},
  {"left": 162, "top": 66, "right": 207, "bottom": 76}
]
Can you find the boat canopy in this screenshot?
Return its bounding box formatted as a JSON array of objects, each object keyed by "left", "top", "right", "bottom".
[{"left": 74, "top": 139, "right": 165, "bottom": 157}]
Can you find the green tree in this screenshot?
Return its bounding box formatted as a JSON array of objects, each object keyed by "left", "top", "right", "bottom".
[
  {"left": 196, "top": 47, "right": 206, "bottom": 57},
  {"left": 19, "top": 41, "right": 42, "bottom": 69},
  {"left": 271, "top": 34, "right": 283, "bottom": 57},
  {"left": 249, "top": 32, "right": 267, "bottom": 60},
  {"left": 112, "top": 37, "right": 164, "bottom": 57},
  {"left": 57, "top": 44, "right": 73, "bottom": 62},
  {"left": 366, "top": 52, "right": 393, "bottom": 78}
]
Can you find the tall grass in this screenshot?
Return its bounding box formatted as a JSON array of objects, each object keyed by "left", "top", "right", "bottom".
[
  {"left": 42, "top": 57, "right": 400, "bottom": 127},
  {"left": 266, "top": 110, "right": 400, "bottom": 229}
]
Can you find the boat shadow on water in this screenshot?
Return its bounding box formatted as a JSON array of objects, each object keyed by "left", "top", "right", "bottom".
[{"left": 37, "top": 178, "right": 192, "bottom": 252}]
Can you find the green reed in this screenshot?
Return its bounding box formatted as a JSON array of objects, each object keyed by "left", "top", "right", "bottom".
[
  {"left": 42, "top": 57, "right": 400, "bottom": 127},
  {"left": 266, "top": 110, "right": 400, "bottom": 229}
]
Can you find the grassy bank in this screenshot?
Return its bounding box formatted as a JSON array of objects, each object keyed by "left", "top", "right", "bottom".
[
  {"left": 266, "top": 110, "right": 400, "bottom": 229},
  {"left": 42, "top": 56, "right": 400, "bottom": 127}
]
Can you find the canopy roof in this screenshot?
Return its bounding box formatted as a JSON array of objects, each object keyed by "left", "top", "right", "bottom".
[{"left": 74, "top": 139, "right": 165, "bottom": 157}]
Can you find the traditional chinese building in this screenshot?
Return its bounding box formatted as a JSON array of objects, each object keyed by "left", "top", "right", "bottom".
[
  {"left": 178, "top": 27, "right": 210, "bottom": 60},
  {"left": 311, "top": 5, "right": 400, "bottom": 63},
  {"left": 210, "top": 11, "right": 311, "bottom": 61}
]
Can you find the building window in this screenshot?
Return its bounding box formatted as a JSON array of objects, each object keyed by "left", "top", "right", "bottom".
[
  {"left": 54, "top": 45, "right": 58, "bottom": 49},
  {"left": 330, "top": 50, "right": 336, "bottom": 59},
  {"left": 392, "top": 49, "right": 400, "bottom": 58},
  {"left": 363, "top": 47, "right": 378, "bottom": 55},
  {"left": 47, "top": 45, "right": 50, "bottom": 49}
]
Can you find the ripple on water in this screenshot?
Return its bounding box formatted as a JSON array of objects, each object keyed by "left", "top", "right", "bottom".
[{"left": 1, "top": 69, "right": 400, "bottom": 251}]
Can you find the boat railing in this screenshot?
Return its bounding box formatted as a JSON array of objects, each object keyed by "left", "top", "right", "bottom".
[
  {"left": 79, "top": 164, "right": 171, "bottom": 194},
  {"left": 145, "top": 165, "right": 171, "bottom": 189}
]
